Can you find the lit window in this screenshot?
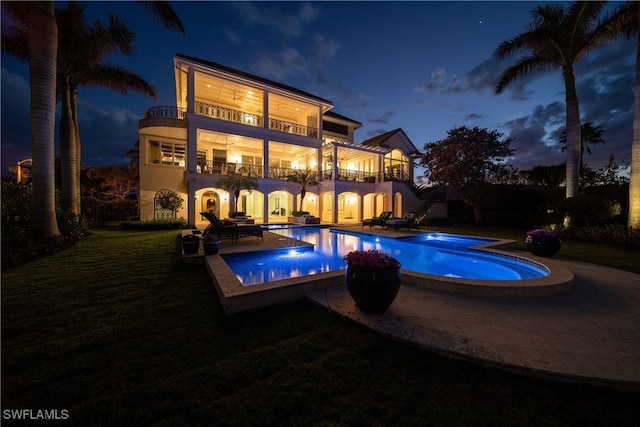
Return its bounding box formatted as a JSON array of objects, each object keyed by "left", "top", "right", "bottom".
[{"left": 149, "top": 140, "right": 186, "bottom": 166}]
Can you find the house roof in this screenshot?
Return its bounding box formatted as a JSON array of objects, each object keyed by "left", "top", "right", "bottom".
[
  {"left": 175, "top": 53, "right": 333, "bottom": 105},
  {"left": 360, "top": 128, "right": 422, "bottom": 156},
  {"left": 323, "top": 110, "right": 362, "bottom": 126}
]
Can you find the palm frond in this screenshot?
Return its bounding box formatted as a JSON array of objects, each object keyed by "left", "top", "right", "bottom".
[
  {"left": 73, "top": 64, "right": 158, "bottom": 100},
  {"left": 138, "top": 1, "right": 186, "bottom": 35},
  {"left": 493, "top": 56, "right": 553, "bottom": 94}
]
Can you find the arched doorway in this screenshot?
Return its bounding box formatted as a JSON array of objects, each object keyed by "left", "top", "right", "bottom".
[{"left": 201, "top": 191, "right": 220, "bottom": 217}]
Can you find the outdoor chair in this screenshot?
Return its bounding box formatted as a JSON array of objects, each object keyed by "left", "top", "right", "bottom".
[
  {"left": 362, "top": 211, "right": 393, "bottom": 229},
  {"left": 385, "top": 212, "right": 419, "bottom": 231},
  {"left": 201, "top": 212, "right": 238, "bottom": 241},
  {"left": 201, "top": 212, "right": 263, "bottom": 242}
]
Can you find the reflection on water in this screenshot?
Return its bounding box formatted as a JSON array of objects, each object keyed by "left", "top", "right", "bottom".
[{"left": 222, "top": 227, "right": 547, "bottom": 286}]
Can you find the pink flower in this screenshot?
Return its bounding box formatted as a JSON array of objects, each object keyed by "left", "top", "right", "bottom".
[{"left": 344, "top": 250, "right": 401, "bottom": 270}]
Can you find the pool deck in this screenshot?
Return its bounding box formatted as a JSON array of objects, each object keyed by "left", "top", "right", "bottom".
[{"left": 185, "top": 225, "right": 640, "bottom": 391}]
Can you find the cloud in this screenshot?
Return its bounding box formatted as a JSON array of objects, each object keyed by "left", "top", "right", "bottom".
[
  {"left": 76, "top": 100, "right": 141, "bottom": 166},
  {"left": 1, "top": 68, "right": 32, "bottom": 174},
  {"left": 221, "top": 27, "right": 242, "bottom": 44},
  {"left": 465, "top": 113, "right": 483, "bottom": 121},
  {"left": 331, "top": 86, "right": 372, "bottom": 115},
  {"left": 416, "top": 56, "right": 549, "bottom": 101},
  {"left": 233, "top": 2, "right": 319, "bottom": 37},
  {"left": 368, "top": 111, "right": 395, "bottom": 125},
  {"left": 251, "top": 34, "right": 339, "bottom": 84},
  {"left": 500, "top": 101, "right": 566, "bottom": 170},
  {"left": 308, "top": 34, "right": 340, "bottom": 85},
  {"left": 415, "top": 67, "right": 447, "bottom": 91},
  {"left": 252, "top": 48, "right": 308, "bottom": 80}
]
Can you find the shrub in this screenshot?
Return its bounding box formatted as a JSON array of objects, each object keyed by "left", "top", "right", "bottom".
[
  {"left": 565, "top": 224, "right": 640, "bottom": 247},
  {"left": 556, "top": 194, "right": 618, "bottom": 226},
  {"left": 1, "top": 179, "right": 90, "bottom": 269}
]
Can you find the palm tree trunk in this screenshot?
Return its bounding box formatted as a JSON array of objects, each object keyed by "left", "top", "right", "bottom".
[
  {"left": 60, "top": 83, "right": 78, "bottom": 215},
  {"left": 300, "top": 188, "right": 306, "bottom": 211},
  {"left": 72, "top": 88, "right": 82, "bottom": 215},
  {"left": 28, "top": 1, "right": 61, "bottom": 237},
  {"left": 629, "top": 24, "right": 640, "bottom": 230},
  {"left": 563, "top": 66, "right": 582, "bottom": 226},
  {"left": 472, "top": 203, "right": 484, "bottom": 225}
]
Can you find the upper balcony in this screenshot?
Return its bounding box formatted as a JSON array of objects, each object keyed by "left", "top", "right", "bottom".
[
  {"left": 138, "top": 106, "right": 188, "bottom": 130},
  {"left": 193, "top": 101, "right": 318, "bottom": 137},
  {"left": 141, "top": 102, "right": 319, "bottom": 138}
]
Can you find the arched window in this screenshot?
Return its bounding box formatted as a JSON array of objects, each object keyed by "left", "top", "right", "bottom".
[{"left": 154, "top": 189, "right": 183, "bottom": 219}]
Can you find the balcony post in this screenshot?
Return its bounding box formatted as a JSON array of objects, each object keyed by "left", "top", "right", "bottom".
[
  {"left": 187, "top": 126, "right": 197, "bottom": 173},
  {"left": 262, "top": 139, "right": 269, "bottom": 179},
  {"left": 317, "top": 105, "right": 323, "bottom": 140},
  {"left": 187, "top": 68, "right": 195, "bottom": 114},
  {"left": 263, "top": 90, "right": 269, "bottom": 130},
  {"left": 332, "top": 144, "right": 338, "bottom": 181}
]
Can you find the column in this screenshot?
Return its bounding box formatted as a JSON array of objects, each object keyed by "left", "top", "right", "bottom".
[
  {"left": 187, "top": 68, "right": 195, "bottom": 114},
  {"left": 263, "top": 91, "right": 269, "bottom": 130}
]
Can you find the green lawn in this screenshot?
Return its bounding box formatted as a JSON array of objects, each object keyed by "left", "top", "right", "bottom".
[{"left": 2, "top": 228, "right": 639, "bottom": 426}]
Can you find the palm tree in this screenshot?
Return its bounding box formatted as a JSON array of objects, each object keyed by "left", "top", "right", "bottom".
[
  {"left": 560, "top": 122, "right": 606, "bottom": 156},
  {"left": 559, "top": 122, "right": 606, "bottom": 177},
  {"left": 285, "top": 169, "right": 320, "bottom": 211},
  {"left": 55, "top": 2, "right": 158, "bottom": 215},
  {"left": 2, "top": 2, "right": 61, "bottom": 237},
  {"left": 2, "top": 1, "right": 183, "bottom": 235},
  {"left": 600, "top": 2, "right": 639, "bottom": 229},
  {"left": 125, "top": 140, "right": 140, "bottom": 178},
  {"left": 215, "top": 173, "right": 259, "bottom": 214},
  {"left": 493, "top": 1, "right": 612, "bottom": 226}
]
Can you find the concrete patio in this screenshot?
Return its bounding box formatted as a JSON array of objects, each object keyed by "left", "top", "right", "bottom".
[{"left": 307, "top": 257, "right": 640, "bottom": 391}]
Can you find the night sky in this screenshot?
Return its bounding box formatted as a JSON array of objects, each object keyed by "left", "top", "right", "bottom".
[{"left": 1, "top": 1, "right": 634, "bottom": 180}]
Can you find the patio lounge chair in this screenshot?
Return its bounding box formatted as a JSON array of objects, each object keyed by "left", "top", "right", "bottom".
[
  {"left": 362, "top": 211, "right": 392, "bottom": 229},
  {"left": 385, "top": 212, "right": 419, "bottom": 231},
  {"left": 201, "top": 212, "right": 263, "bottom": 242}
]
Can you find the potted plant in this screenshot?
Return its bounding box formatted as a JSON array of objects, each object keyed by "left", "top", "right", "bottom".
[
  {"left": 181, "top": 233, "right": 200, "bottom": 255},
  {"left": 202, "top": 231, "right": 220, "bottom": 255},
  {"left": 525, "top": 228, "right": 562, "bottom": 257},
  {"left": 343, "top": 250, "right": 401, "bottom": 314}
]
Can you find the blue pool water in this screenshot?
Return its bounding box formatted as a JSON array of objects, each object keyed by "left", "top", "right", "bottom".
[{"left": 222, "top": 227, "right": 548, "bottom": 286}]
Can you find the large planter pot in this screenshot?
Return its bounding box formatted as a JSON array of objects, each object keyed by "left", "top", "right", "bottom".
[
  {"left": 525, "top": 236, "right": 561, "bottom": 257},
  {"left": 203, "top": 240, "right": 220, "bottom": 255},
  {"left": 182, "top": 236, "right": 200, "bottom": 255},
  {"left": 345, "top": 266, "right": 401, "bottom": 314}
]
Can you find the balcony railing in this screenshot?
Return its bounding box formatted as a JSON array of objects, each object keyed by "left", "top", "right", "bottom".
[
  {"left": 196, "top": 162, "right": 321, "bottom": 181},
  {"left": 384, "top": 169, "right": 411, "bottom": 182},
  {"left": 268, "top": 118, "right": 318, "bottom": 137},
  {"left": 192, "top": 101, "right": 318, "bottom": 137},
  {"left": 194, "top": 162, "right": 409, "bottom": 183},
  {"left": 197, "top": 161, "right": 263, "bottom": 177},
  {"left": 195, "top": 101, "right": 263, "bottom": 128},
  {"left": 319, "top": 169, "right": 410, "bottom": 183},
  {"left": 322, "top": 169, "right": 378, "bottom": 183},
  {"left": 145, "top": 106, "right": 187, "bottom": 119}
]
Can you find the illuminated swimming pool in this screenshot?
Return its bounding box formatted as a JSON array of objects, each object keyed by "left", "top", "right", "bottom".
[{"left": 222, "top": 227, "right": 548, "bottom": 286}]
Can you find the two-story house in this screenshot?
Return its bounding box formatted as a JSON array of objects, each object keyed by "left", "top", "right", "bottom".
[{"left": 137, "top": 54, "right": 421, "bottom": 226}]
